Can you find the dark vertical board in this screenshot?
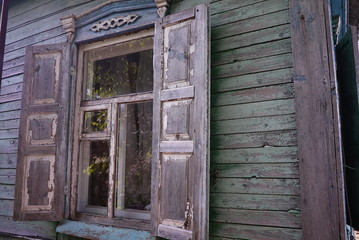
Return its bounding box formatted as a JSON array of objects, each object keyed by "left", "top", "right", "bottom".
[
  {"left": 336, "top": 29, "right": 359, "bottom": 229},
  {"left": 289, "top": 0, "right": 346, "bottom": 239}
]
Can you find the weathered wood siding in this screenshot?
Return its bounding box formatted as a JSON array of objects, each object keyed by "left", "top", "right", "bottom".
[
  {"left": 170, "top": 0, "right": 302, "bottom": 239},
  {"left": 1, "top": 0, "right": 302, "bottom": 239},
  {"left": 0, "top": 0, "right": 108, "bottom": 238}
]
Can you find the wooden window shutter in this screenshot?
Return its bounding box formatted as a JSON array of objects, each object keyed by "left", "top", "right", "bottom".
[
  {"left": 14, "top": 43, "right": 70, "bottom": 221},
  {"left": 152, "top": 4, "right": 210, "bottom": 239}
]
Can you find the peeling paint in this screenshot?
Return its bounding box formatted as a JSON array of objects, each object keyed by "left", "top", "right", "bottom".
[{"left": 57, "top": 221, "right": 154, "bottom": 240}]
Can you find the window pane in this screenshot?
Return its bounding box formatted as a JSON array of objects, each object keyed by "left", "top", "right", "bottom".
[
  {"left": 82, "top": 140, "right": 110, "bottom": 207},
  {"left": 84, "top": 38, "right": 153, "bottom": 100},
  {"left": 83, "top": 110, "right": 107, "bottom": 133},
  {"left": 116, "top": 102, "right": 152, "bottom": 212}
]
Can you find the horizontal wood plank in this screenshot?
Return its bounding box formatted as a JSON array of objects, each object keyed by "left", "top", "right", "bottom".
[
  {"left": 211, "top": 99, "right": 295, "bottom": 121},
  {"left": 5, "top": 0, "right": 108, "bottom": 45},
  {"left": 211, "top": 115, "right": 296, "bottom": 134},
  {"left": 210, "top": 208, "right": 301, "bottom": 228},
  {"left": 0, "top": 199, "right": 14, "bottom": 216},
  {"left": 2, "top": 56, "right": 24, "bottom": 71},
  {"left": 0, "top": 139, "right": 18, "bottom": 154},
  {"left": 2, "top": 65, "right": 24, "bottom": 79},
  {"left": 4, "top": 35, "right": 66, "bottom": 63},
  {"left": 211, "top": 146, "right": 298, "bottom": 164},
  {"left": 212, "top": 38, "right": 291, "bottom": 66},
  {"left": 212, "top": 9, "right": 289, "bottom": 41},
  {"left": 211, "top": 163, "right": 299, "bottom": 178},
  {"left": 212, "top": 24, "right": 291, "bottom": 53},
  {"left": 0, "top": 129, "right": 19, "bottom": 139},
  {"left": 212, "top": 53, "right": 293, "bottom": 80},
  {"left": 211, "top": 130, "right": 297, "bottom": 149},
  {"left": 210, "top": 0, "right": 266, "bottom": 15},
  {"left": 211, "top": 178, "right": 300, "bottom": 195},
  {"left": 0, "top": 93, "right": 22, "bottom": 104},
  {"left": 1, "top": 75, "right": 23, "bottom": 87},
  {"left": 0, "top": 154, "right": 17, "bottom": 168},
  {"left": 0, "top": 100, "right": 21, "bottom": 113},
  {"left": 4, "top": 26, "right": 63, "bottom": 54},
  {"left": 211, "top": 0, "right": 288, "bottom": 27},
  {"left": 0, "top": 110, "right": 20, "bottom": 121},
  {"left": 209, "top": 222, "right": 302, "bottom": 240},
  {"left": 211, "top": 83, "right": 294, "bottom": 106},
  {"left": 210, "top": 193, "right": 300, "bottom": 211},
  {"left": 0, "top": 83, "right": 22, "bottom": 95},
  {"left": 0, "top": 169, "right": 16, "bottom": 184},
  {"left": 211, "top": 68, "right": 293, "bottom": 93},
  {"left": 0, "top": 119, "right": 20, "bottom": 130},
  {"left": 0, "top": 184, "right": 15, "bottom": 200}
]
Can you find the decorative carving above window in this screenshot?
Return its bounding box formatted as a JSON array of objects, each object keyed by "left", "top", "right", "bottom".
[
  {"left": 61, "top": 0, "right": 159, "bottom": 44},
  {"left": 155, "top": 0, "right": 170, "bottom": 18},
  {"left": 90, "top": 14, "right": 140, "bottom": 32}
]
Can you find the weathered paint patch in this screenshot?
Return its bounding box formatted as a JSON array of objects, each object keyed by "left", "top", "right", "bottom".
[{"left": 56, "top": 221, "right": 155, "bottom": 240}]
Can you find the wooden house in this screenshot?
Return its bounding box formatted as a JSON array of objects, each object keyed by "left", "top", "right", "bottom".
[{"left": 0, "top": 0, "right": 358, "bottom": 239}]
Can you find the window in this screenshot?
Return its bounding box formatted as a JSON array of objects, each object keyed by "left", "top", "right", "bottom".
[
  {"left": 74, "top": 34, "right": 154, "bottom": 221},
  {"left": 14, "top": 3, "right": 209, "bottom": 239}
]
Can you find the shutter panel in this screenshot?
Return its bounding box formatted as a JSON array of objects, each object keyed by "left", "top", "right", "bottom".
[
  {"left": 14, "top": 43, "right": 70, "bottom": 221},
  {"left": 152, "top": 4, "right": 209, "bottom": 239}
]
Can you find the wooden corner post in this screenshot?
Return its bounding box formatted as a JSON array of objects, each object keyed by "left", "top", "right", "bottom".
[{"left": 289, "top": 0, "right": 346, "bottom": 239}]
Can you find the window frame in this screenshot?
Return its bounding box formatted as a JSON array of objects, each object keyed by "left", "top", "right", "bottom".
[{"left": 70, "top": 29, "right": 155, "bottom": 231}]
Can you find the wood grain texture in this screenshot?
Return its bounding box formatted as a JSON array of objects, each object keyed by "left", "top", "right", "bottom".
[
  {"left": 211, "top": 178, "right": 300, "bottom": 195},
  {"left": 212, "top": 24, "right": 291, "bottom": 53},
  {"left": 209, "top": 222, "right": 302, "bottom": 240},
  {"left": 212, "top": 9, "right": 290, "bottom": 40},
  {"left": 211, "top": 115, "right": 296, "bottom": 134},
  {"left": 211, "top": 83, "right": 294, "bottom": 106},
  {"left": 152, "top": 4, "right": 210, "bottom": 239},
  {"left": 210, "top": 193, "right": 300, "bottom": 211},
  {"left": 211, "top": 146, "right": 298, "bottom": 164},
  {"left": 212, "top": 130, "right": 297, "bottom": 149},
  {"left": 211, "top": 207, "right": 301, "bottom": 228},
  {"left": 211, "top": 99, "right": 295, "bottom": 121},
  {"left": 289, "top": 0, "right": 346, "bottom": 239},
  {"left": 211, "top": 0, "right": 288, "bottom": 27},
  {"left": 211, "top": 68, "right": 293, "bottom": 93},
  {"left": 211, "top": 163, "right": 299, "bottom": 178}
]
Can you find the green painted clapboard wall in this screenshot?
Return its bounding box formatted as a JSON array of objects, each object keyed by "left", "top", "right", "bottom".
[
  {"left": 0, "top": 0, "right": 302, "bottom": 239},
  {"left": 170, "top": 0, "right": 302, "bottom": 239}
]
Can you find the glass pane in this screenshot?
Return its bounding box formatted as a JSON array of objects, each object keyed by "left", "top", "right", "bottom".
[
  {"left": 83, "top": 110, "right": 107, "bottom": 133},
  {"left": 84, "top": 37, "right": 153, "bottom": 100},
  {"left": 82, "top": 140, "right": 110, "bottom": 207},
  {"left": 116, "top": 102, "right": 152, "bottom": 212}
]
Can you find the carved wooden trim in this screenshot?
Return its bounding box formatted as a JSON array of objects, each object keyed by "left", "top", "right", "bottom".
[
  {"left": 155, "top": 0, "right": 170, "bottom": 18},
  {"left": 90, "top": 14, "right": 140, "bottom": 32},
  {"left": 61, "top": 15, "right": 76, "bottom": 42}
]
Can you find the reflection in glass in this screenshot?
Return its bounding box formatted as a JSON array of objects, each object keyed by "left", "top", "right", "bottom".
[
  {"left": 84, "top": 38, "right": 153, "bottom": 100},
  {"left": 116, "top": 102, "right": 152, "bottom": 212},
  {"left": 83, "top": 110, "right": 107, "bottom": 133},
  {"left": 83, "top": 140, "right": 110, "bottom": 207}
]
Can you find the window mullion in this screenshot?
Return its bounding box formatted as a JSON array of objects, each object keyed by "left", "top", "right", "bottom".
[{"left": 107, "top": 102, "right": 118, "bottom": 219}]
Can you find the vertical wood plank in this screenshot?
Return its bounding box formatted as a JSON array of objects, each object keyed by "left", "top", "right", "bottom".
[{"left": 289, "top": 0, "right": 346, "bottom": 239}]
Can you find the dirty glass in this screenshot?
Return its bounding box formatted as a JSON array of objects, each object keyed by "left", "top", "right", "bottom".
[
  {"left": 84, "top": 37, "right": 153, "bottom": 100},
  {"left": 83, "top": 110, "right": 108, "bottom": 133},
  {"left": 83, "top": 140, "right": 110, "bottom": 207},
  {"left": 116, "top": 101, "right": 152, "bottom": 212}
]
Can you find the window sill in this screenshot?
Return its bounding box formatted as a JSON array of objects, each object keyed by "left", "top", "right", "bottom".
[{"left": 56, "top": 220, "right": 155, "bottom": 240}]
